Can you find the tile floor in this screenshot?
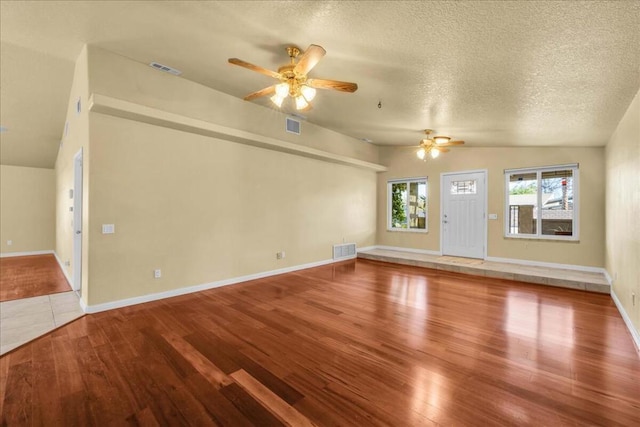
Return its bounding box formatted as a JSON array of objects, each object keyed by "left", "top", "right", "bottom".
[
  {"left": 358, "top": 248, "right": 610, "bottom": 293},
  {"left": 0, "top": 291, "right": 84, "bottom": 355}
]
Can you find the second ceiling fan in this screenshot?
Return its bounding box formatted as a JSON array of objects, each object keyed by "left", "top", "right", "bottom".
[
  {"left": 417, "top": 130, "right": 465, "bottom": 160},
  {"left": 228, "top": 44, "right": 358, "bottom": 111}
]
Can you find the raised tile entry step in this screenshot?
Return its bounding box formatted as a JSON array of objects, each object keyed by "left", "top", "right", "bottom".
[{"left": 358, "top": 248, "right": 609, "bottom": 294}]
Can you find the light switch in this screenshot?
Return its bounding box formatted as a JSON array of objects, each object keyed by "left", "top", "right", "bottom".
[
  {"left": 488, "top": 213, "right": 498, "bottom": 220},
  {"left": 102, "top": 224, "right": 115, "bottom": 234}
]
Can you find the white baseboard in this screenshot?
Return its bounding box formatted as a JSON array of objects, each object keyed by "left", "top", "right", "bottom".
[
  {"left": 82, "top": 257, "right": 343, "bottom": 314},
  {"left": 603, "top": 269, "right": 613, "bottom": 286},
  {"left": 484, "top": 256, "right": 606, "bottom": 275},
  {"left": 611, "top": 288, "right": 640, "bottom": 353},
  {"left": 370, "top": 245, "right": 442, "bottom": 256},
  {"left": 53, "top": 251, "right": 73, "bottom": 288},
  {"left": 356, "top": 245, "right": 377, "bottom": 252},
  {"left": 0, "top": 249, "right": 54, "bottom": 258},
  {"left": 79, "top": 297, "right": 89, "bottom": 313}
]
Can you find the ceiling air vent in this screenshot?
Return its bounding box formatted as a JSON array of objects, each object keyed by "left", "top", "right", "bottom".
[
  {"left": 286, "top": 117, "right": 301, "bottom": 135},
  {"left": 149, "top": 62, "right": 182, "bottom": 76}
]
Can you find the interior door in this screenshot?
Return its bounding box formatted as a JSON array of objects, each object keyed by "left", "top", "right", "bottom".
[
  {"left": 441, "top": 171, "right": 486, "bottom": 259},
  {"left": 73, "top": 149, "right": 83, "bottom": 293}
]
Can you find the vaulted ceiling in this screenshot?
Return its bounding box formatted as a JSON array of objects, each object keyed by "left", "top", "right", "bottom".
[{"left": 1, "top": 1, "right": 639, "bottom": 168}]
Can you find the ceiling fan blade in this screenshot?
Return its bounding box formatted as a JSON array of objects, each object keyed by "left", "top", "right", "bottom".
[
  {"left": 434, "top": 147, "right": 450, "bottom": 153},
  {"left": 307, "top": 78, "right": 358, "bottom": 93},
  {"left": 228, "top": 58, "right": 281, "bottom": 79},
  {"left": 244, "top": 85, "right": 275, "bottom": 101},
  {"left": 294, "top": 44, "right": 326, "bottom": 75},
  {"left": 438, "top": 140, "right": 465, "bottom": 147}
]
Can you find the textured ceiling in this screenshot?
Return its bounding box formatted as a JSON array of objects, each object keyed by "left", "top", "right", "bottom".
[{"left": 1, "top": 1, "right": 639, "bottom": 168}]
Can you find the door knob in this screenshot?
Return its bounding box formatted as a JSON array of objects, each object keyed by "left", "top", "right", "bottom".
[{"left": 75, "top": 230, "right": 81, "bottom": 235}]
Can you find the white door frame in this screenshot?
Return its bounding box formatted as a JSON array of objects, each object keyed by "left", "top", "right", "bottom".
[
  {"left": 72, "top": 149, "right": 83, "bottom": 293},
  {"left": 439, "top": 169, "right": 488, "bottom": 259}
]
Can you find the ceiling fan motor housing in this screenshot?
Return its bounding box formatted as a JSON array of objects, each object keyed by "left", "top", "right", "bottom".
[{"left": 277, "top": 63, "right": 308, "bottom": 97}]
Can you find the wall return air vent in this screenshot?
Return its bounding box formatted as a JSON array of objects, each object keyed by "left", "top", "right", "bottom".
[
  {"left": 149, "top": 62, "right": 182, "bottom": 76},
  {"left": 286, "top": 117, "right": 301, "bottom": 135},
  {"left": 333, "top": 243, "right": 357, "bottom": 260}
]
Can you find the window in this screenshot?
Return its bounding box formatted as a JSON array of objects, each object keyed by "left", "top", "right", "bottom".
[
  {"left": 388, "top": 178, "right": 427, "bottom": 231},
  {"left": 450, "top": 180, "right": 477, "bottom": 195},
  {"left": 505, "top": 164, "right": 579, "bottom": 240}
]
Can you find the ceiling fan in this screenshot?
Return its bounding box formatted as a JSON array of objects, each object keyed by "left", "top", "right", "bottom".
[
  {"left": 417, "top": 129, "right": 465, "bottom": 160},
  {"left": 228, "top": 44, "right": 358, "bottom": 111}
]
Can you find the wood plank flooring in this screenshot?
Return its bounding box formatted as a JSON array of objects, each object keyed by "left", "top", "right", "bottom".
[
  {"left": 1, "top": 259, "right": 639, "bottom": 425},
  {"left": 0, "top": 255, "right": 71, "bottom": 302}
]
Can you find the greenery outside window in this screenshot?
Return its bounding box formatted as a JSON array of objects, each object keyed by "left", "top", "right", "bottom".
[
  {"left": 505, "top": 164, "right": 579, "bottom": 240},
  {"left": 388, "top": 178, "right": 427, "bottom": 232}
]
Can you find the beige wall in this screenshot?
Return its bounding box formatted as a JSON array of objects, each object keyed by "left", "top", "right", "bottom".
[
  {"left": 605, "top": 89, "right": 639, "bottom": 336},
  {"left": 0, "top": 165, "right": 55, "bottom": 253},
  {"left": 79, "top": 46, "right": 378, "bottom": 306},
  {"left": 377, "top": 146, "right": 605, "bottom": 267},
  {"left": 55, "top": 46, "right": 90, "bottom": 299},
  {"left": 87, "top": 114, "right": 376, "bottom": 305}
]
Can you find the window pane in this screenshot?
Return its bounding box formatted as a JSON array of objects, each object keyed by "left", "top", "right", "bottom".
[
  {"left": 409, "top": 182, "right": 427, "bottom": 229},
  {"left": 391, "top": 183, "right": 408, "bottom": 228},
  {"left": 451, "top": 180, "right": 476, "bottom": 194},
  {"left": 509, "top": 172, "right": 536, "bottom": 182},
  {"left": 508, "top": 174, "right": 538, "bottom": 235},
  {"left": 541, "top": 170, "right": 573, "bottom": 236}
]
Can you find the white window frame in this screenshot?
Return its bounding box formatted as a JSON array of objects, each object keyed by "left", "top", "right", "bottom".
[
  {"left": 504, "top": 163, "right": 579, "bottom": 241},
  {"left": 387, "top": 177, "right": 428, "bottom": 233}
]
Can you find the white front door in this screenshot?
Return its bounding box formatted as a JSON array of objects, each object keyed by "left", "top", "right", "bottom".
[{"left": 441, "top": 171, "right": 486, "bottom": 259}]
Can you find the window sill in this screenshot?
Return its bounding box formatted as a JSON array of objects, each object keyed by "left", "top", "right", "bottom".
[
  {"left": 387, "top": 228, "right": 428, "bottom": 234},
  {"left": 504, "top": 235, "right": 580, "bottom": 243}
]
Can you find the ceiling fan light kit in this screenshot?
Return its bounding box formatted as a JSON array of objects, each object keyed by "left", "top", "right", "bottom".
[
  {"left": 416, "top": 129, "right": 464, "bottom": 160},
  {"left": 229, "top": 44, "right": 357, "bottom": 111}
]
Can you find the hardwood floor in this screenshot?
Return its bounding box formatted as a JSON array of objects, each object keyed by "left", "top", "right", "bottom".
[
  {"left": 1, "top": 259, "right": 638, "bottom": 425},
  {"left": 0, "top": 255, "right": 71, "bottom": 302}
]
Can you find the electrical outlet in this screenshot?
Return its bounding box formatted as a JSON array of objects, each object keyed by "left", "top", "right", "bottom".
[
  {"left": 154, "top": 269, "right": 162, "bottom": 279},
  {"left": 276, "top": 251, "right": 286, "bottom": 260},
  {"left": 6, "top": 240, "right": 12, "bottom": 246},
  {"left": 633, "top": 292, "right": 636, "bottom": 307},
  {"left": 65, "top": 260, "right": 70, "bottom": 266}
]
